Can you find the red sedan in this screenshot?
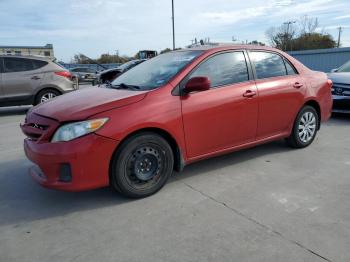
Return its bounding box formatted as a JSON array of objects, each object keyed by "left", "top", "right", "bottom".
[{"left": 21, "top": 45, "right": 332, "bottom": 198}]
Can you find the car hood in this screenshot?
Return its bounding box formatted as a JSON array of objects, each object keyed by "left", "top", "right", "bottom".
[
  {"left": 31, "top": 87, "right": 147, "bottom": 122},
  {"left": 327, "top": 72, "right": 350, "bottom": 84}
]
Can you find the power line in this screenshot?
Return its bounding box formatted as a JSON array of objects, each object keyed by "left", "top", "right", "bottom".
[
  {"left": 171, "top": 0, "right": 175, "bottom": 50},
  {"left": 283, "top": 21, "right": 296, "bottom": 51}
]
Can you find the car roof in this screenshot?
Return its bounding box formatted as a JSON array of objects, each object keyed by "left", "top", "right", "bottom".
[{"left": 181, "top": 44, "right": 281, "bottom": 53}]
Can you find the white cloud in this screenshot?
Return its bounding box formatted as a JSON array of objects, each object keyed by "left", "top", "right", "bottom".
[
  {"left": 1, "top": 0, "right": 349, "bottom": 61},
  {"left": 334, "top": 14, "right": 350, "bottom": 20}
]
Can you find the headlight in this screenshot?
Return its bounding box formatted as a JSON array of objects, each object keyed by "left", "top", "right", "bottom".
[{"left": 51, "top": 118, "right": 108, "bottom": 142}]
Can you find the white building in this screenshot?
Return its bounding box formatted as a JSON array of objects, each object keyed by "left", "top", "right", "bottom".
[{"left": 0, "top": 44, "right": 54, "bottom": 59}]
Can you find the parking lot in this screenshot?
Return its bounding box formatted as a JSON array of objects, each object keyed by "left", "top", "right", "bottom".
[{"left": 0, "top": 105, "right": 349, "bottom": 262}]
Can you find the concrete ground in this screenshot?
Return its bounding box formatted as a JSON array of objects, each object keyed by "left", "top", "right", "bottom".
[{"left": 0, "top": 105, "right": 349, "bottom": 262}]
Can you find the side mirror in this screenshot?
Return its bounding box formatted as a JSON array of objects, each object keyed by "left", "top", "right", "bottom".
[
  {"left": 183, "top": 77, "right": 211, "bottom": 94},
  {"left": 331, "top": 68, "right": 338, "bottom": 73}
]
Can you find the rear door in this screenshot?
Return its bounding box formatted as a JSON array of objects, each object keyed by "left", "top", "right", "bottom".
[
  {"left": 248, "top": 51, "right": 305, "bottom": 139},
  {"left": 181, "top": 51, "right": 258, "bottom": 158},
  {"left": 2, "top": 57, "right": 47, "bottom": 103}
]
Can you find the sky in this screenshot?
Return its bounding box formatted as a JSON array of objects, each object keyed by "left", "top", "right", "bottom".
[{"left": 1, "top": 0, "right": 350, "bottom": 62}]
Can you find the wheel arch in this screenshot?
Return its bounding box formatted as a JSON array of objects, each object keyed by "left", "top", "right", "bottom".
[
  {"left": 110, "top": 127, "right": 185, "bottom": 175},
  {"left": 34, "top": 87, "right": 62, "bottom": 104},
  {"left": 303, "top": 99, "right": 321, "bottom": 130}
]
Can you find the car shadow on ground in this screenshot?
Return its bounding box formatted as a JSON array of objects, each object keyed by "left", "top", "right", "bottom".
[
  {"left": 0, "top": 106, "right": 31, "bottom": 116},
  {"left": 0, "top": 140, "right": 291, "bottom": 227},
  {"left": 331, "top": 112, "right": 350, "bottom": 123}
]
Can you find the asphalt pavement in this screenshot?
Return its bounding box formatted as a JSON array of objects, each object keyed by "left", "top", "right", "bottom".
[{"left": 0, "top": 105, "right": 349, "bottom": 262}]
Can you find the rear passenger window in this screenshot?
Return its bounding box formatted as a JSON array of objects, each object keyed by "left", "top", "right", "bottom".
[
  {"left": 250, "top": 52, "right": 287, "bottom": 79},
  {"left": 284, "top": 59, "right": 297, "bottom": 75},
  {"left": 4, "top": 58, "right": 34, "bottom": 72},
  {"left": 32, "top": 60, "right": 48, "bottom": 70},
  {"left": 189, "top": 51, "right": 249, "bottom": 88}
]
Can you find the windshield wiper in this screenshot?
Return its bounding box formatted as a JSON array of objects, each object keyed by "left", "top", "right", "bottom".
[{"left": 110, "top": 83, "right": 140, "bottom": 90}]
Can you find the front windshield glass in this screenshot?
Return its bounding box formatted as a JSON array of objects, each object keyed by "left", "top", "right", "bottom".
[
  {"left": 337, "top": 61, "right": 350, "bottom": 73},
  {"left": 112, "top": 50, "right": 203, "bottom": 90}
]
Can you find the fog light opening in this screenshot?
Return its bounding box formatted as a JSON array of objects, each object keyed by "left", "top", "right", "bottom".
[{"left": 59, "top": 163, "right": 72, "bottom": 182}]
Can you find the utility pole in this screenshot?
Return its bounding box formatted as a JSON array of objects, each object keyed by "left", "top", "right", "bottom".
[
  {"left": 283, "top": 21, "right": 296, "bottom": 51},
  {"left": 337, "top": 27, "right": 343, "bottom": 48},
  {"left": 171, "top": 0, "right": 175, "bottom": 50}
]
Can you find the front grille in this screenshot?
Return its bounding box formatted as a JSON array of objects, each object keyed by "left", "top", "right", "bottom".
[
  {"left": 332, "top": 83, "right": 350, "bottom": 97},
  {"left": 21, "top": 113, "right": 59, "bottom": 142},
  {"left": 28, "top": 123, "right": 48, "bottom": 131}
]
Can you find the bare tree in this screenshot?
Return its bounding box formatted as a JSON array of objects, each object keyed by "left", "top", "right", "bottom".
[
  {"left": 299, "top": 15, "right": 319, "bottom": 34},
  {"left": 265, "top": 23, "right": 296, "bottom": 51}
]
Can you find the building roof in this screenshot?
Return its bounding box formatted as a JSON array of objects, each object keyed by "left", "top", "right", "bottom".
[
  {"left": 0, "top": 44, "right": 53, "bottom": 49},
  {"left": 288, "top": 47, "right": 350, "bottom": 55}
]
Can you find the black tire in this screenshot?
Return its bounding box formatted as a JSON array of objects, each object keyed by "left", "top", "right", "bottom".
[
  {"left": 34, "top": 89, "right": 60, "bottom": 105},
  {"left": 110, "top": 132, "right": 174, "bottom": 198},
  {"left": 286, "top": 105, "right": 319, "bottom": 148}
]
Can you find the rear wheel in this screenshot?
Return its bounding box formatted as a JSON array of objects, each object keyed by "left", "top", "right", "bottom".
[
  {"left": 34, "top": 89, "right": 60, "bottom": 105},
  {"left": 110, "top": 132, "right": 174, "bottom": 198},
  {"left": 286, "top": 105, "right": 319, "bottom": 148}
]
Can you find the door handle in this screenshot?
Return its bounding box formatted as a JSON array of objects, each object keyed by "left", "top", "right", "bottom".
[
  {"left": 31, "top": 76, "right": 41, "bottom": 80},
  {"left": 243, "top": 90, "right": 257, "bottom": 98},
  {"left": 293, "top": 82, "right": 303, "bottom": 88}
]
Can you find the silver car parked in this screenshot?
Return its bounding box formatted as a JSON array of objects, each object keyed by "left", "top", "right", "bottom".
[{"left": 0, "top": 55, "right": 75, "bottom": 107}]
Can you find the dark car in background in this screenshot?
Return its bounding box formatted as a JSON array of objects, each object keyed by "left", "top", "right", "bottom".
[
  {"left": 0, "top": 55, "right": 75, "bottom": 106},
  {"left": 328, "top": 60, "right": 350, "bottom": 113},
  {"left": 95, "top": 59, "right": 146, "bottom": 85},
  {"left": 70, "top": 67, "right": 98, "bottom": 82}
]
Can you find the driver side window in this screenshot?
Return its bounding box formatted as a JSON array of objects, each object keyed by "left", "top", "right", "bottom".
[{"left": 189, "top": 51, "right": 249, "bottom": 88}]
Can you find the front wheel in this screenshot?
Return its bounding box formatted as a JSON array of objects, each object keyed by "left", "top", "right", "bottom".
[
  {"left": 110, "top": 132, "right": 174, "bottom": 198},
  {"left": 35, "top": 89, "right": 60, "bottom": 105},
  {"left": 286, "top": 105, "right": 319, "bottom": 148}
]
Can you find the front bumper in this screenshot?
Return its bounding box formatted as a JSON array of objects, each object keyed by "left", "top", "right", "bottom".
[
  {"left": 24, "top": 134, "right": 119, "bottom": 191},
  {"left": 332, "top": 95, "right": 350, "bottom": 113}
]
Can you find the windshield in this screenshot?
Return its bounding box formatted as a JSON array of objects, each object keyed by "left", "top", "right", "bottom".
[
  {"left": 112, "top": 50, "right": 203, "bottom": 90},
  {"left": 337, "top": 61, "right": 350, "bottom": 73}
]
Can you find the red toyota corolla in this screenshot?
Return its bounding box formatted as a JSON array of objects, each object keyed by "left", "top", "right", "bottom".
[{"left": 21, "top": 45, "right": 332, "bottom": 198}]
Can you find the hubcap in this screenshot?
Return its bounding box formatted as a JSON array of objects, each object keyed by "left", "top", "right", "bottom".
[
  {"left": 40, "top": 92, "right": 56, "bottom": 103},
  {"left": 298, "top": 111, "right": 316, "bottom": 143},
  {"left": 125, "top": 146, "right": 163, "bottom": 190}
]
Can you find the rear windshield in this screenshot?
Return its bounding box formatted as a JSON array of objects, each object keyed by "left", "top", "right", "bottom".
[{"left": 112, "top": 50, "right": 203, "bottom": 90}]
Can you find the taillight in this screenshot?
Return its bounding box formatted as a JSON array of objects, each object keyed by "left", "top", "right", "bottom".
[{"left": 55, "top": 71, "right": 72, "bottom": 80}]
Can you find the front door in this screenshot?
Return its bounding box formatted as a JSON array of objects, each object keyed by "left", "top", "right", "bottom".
[{"left": 181, "top": 51, "right": 259, "bottom": 158}]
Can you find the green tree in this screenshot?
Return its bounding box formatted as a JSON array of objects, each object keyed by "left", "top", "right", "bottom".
[
  {"left": 292, "top": 33, "right": 336, "bottom": 50},
  {"left": 160, "top": 48, "right": 172, "bottom": 54},
  {"left": 96, "top": 54, "right": 129, "bottom": 64},
  {"left": 265, "top": 16, "right": 336, "bottom": 51},
  {"left": 248, "top": 40, "right": 265, "bottom": 46},
  {"left": 73, "top": 54, "right": 93, "bottom": 64}
]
